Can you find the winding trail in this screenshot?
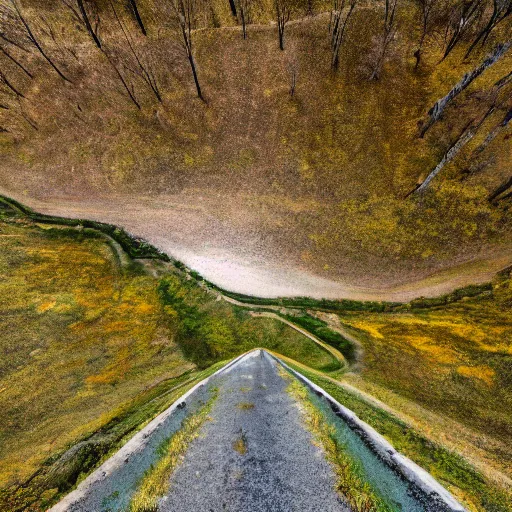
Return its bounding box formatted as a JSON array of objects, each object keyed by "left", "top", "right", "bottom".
[
  {"left": 249, "top": 310, "right": 347, "bottom": 366},
  {"left": 2, "top": 190, "right": 510, "bottom": 302}
]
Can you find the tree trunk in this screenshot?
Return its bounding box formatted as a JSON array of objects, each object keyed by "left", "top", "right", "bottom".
[
  {"left": 465, "top": 0, "right": 511, "bottom": 58},
  {"left": 488, "top": 176, "right": 512, "bottom": 202},
  {"left": 0, "top": 46, "right": 33, "bottom": 78},
  {"left": 414, "top": 29, "right": 426, "bottom": 70},
  {"left": 77, "top": 0, "right": 101, "bottom": 48},
  {"left": 331, "top": 3, "right": 356, "bottom": 71},
  {"left": 110, "top": 59, "right": 141, "bottom": 109},
  {"left": 12, "top": 0, "right": 71, "bottom": 82},
  {"left": 414, "top": 106, "right": 495, "bottom": 194},
  {"left": 240, "top": 9, "right": 247, "bottom": 39},
  {"left": 369, "top": 42, "right": 387, "bottom": 80},
  {"left": 0, "top": 71, "right": 25, "bottom": 98},
  {"left": 278, "top": 23, "right": 285, "bottom": 50},
  {"left": 129, "top": 0, "right": 147, "bottom": 35},
  {"left": 188, "top": 53, "right": 204, "bottom": 101},
  {"left": 229, "top": 0, "right": 237, "bottom": 16}
]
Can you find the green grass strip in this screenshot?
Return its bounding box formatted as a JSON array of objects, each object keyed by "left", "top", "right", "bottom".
[
  {"left": 282, "top": 370, "right": 394, "bottom": 511},
  {"left": 288, "top": 364, "right": 512, "bottom": 512},
  {"left": 129, "top": 392, "right": 217, "bottom": 512}
]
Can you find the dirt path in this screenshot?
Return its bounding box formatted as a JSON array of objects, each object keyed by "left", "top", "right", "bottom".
[
  {"left": 2, "top": 189, "right": 510, "bottom": 302},
  {"left": 249, "top": 311, "right": 347, "bottom": 366}
]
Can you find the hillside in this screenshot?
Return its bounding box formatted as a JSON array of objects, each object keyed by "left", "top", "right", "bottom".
[
  {"left": 332, "top": 268, "right": 512, "bottom": 486},
  {"left": 0, "top": 202, "right": 338, "bottom": 511},
  {"left": 1, "top": 199, "right": 511, "bottom": 511},
  {"left": 0, "top": 0, "right": 510, "bottom": 296},
  {"left": 1, "top": 1, "right": 511, "bottom": 510}
]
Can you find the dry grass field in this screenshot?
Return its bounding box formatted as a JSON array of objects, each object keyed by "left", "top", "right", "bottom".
[
  {"left": 336, "top": 269, "right": 512, "bottom": 489},
  {"left": 1, "top": 0, "right": 510, "bottom": 293}
]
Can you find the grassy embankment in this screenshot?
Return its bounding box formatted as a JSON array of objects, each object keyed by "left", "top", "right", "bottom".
[
  {"left": 283, "top": 369, "right": 394, "bottom": 512},
  {"left": 210, "top": 281, "right": 494, "bottom": 311},
  {"left": 336, "top": 269, "right": 512, "bottom": 468},
  {"left": 128, "top": 391, "right": 218, "bottom": 512},
  {"left": 2, "top": 194, "right": 511, "bottom": 511},
  {"left": 1, "top": 194, "right": 511, "bottom": 511},
  {"left": 291, "top": 365, "right": 512, "bottom": 512},
  {"left": 197, "top": 264, "right": 498, "bottom": 370},
  {"left": 0, "top": 202, "right": 337, "bottom": 512}
]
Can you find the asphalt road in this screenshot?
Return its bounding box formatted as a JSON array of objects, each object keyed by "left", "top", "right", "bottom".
[
  {"left": 159, "top": 352, "right": 349, "bottom": 512},
  {"left": 49, "top": 350, "right": 463, "bottom": 512}
]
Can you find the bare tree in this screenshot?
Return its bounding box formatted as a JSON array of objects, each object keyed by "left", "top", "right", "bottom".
[
  {"left": 0, "top": 70, "right": 38, "bottom": 130},
  {"left": 419, "top": 42, "right": 510, "bottom": 137},
  {"left": 236, "top": 0, "right": 252, "bottom": 39},
  {"left": 461, "top": 106, "right": 511, "bottom": 179},
  {"left": 76, "top": 0, "right": 102, "bottom": 48},
  {"left": 330, "top": 0, "right": 357, "bottom": 70},
  {"left": 369, "top": 0, "right": 399, "bottom": 80},
  {"left": 109, "top": 0, "right": 161, "bottom": 102},
  {"left": 0, "top": 3, "right": 30, "bottom": 51},
  {"left": 8, "top": 0, "right": 71, "bottom": 82},
  {"left": 169, "top": 0, "right": 205, "bottom": 101},
  {"left": 18, "top": 98, "right": 38, "bottom": 130},
  {"left": 414, "top": 0, "right": 437, "bottom": 68},
  {"left": 128, "top": 0, "right": 147, "bottom": 36},
  {"left": 0, "top": 30, "right": 27, "bottom": 52},
  {"left": 60, "top": 0, "right": 83, "bottom": 23},
  {"left": 285, "top": 51, "right": 299, "bottom": 96},
  {"left": 229, "top": 0, "right": 238, "bottom": 16},
  {"left": 0, "top": 44, "right": 32, "bottom": 78},
  {"left": 61, "top": 0, "right": 142, "bottom": 109},
  {"left": 38, "top": 12, "right": 79, "bottom": 63},
  {"left": 275, "top": 0, "right": 298, "bottom": 51},
  {"left": 441, "top": 0, "right": 484, "bottom": 61},
  {"left": 0, "top": 68, "right": 24, "bottom": 98},
  {"left": 493, "top": 69, "right": 512, "bottom": 91},
  {"left": 108, "top": 56, "right": 142, "bottom": 109},
  {"left": 465, "top": 0, "right": 512, "bottom": 58},
  {"left": 413, "top": 102, "right": 500, "bottom": 194}
]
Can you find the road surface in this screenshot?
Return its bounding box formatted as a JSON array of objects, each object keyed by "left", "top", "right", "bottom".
[
  {"left": 160, "top": 352, "right": 348, "bottom": 512},
  {"left": 49, "top": 351, "right": 465, "bottom": 512}
]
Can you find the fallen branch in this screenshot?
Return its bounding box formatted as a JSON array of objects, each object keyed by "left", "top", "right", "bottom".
[
  {"left": 413, "top": 104, "right": 497, "bottom": 194},
  {"left": 418, "top": 42, "right": 510, "bottom": 138}
]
